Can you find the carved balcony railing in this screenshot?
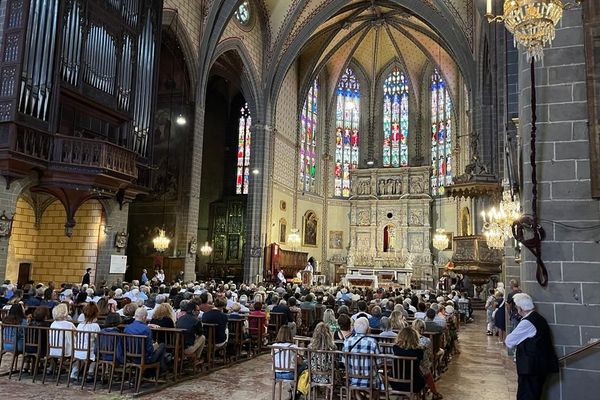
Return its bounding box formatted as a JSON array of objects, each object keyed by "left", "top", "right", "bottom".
[
  {"left": 3, "top": 126, "right": 137, "bottom": 181},
  {"left": 450, "top": 235, "right": 503, "bottom": 285}
]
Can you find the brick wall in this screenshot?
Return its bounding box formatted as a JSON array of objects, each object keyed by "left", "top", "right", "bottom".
[
  {"left": 7, "top": 198, "right": 103, "bottom": 285},
  {"left": 518, "top": 9, "right": 600, "bottom": 399}
]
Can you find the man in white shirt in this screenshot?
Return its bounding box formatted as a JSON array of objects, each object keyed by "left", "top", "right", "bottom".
[
  {"left": 277, "top": 269, "right": 286, "bottom": 284},
  {"left": 505, "top": 293, "right": 558, "bottom": 400}
]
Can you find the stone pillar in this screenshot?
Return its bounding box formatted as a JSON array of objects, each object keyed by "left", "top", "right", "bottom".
[
  {"left": 244, "top": 123, "right": 273, "bottom": 283},
  {"left": 518, "top": 9, "right": 600, "bottom": 398},
  {"left": 95, "top": 201, "right": 130, "bottom": 286},
  {"left": 177, "top": 103, "right": 206, "bottom": 282}
]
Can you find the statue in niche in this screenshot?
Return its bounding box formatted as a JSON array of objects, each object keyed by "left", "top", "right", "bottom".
[
  {"left": 378, "top": 179, "right": 386, "bottom": 195},
  {"left": 387, "top": 179, "right": 395, "bottom": 195},
  {"left": 361, "top": 180, "right": 371, "bottom": 195},
  {"left": 395, "top": 179, "right": 402, "bottom": 195}
]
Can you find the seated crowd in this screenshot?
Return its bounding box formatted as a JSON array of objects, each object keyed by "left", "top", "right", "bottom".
[{"left": 0, "top": 278, "right": 469, "bottom": 397}]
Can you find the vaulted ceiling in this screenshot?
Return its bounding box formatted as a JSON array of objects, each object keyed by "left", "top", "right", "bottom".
[{"left": 293, "top": 1, "right": 462, "bottom": 104}]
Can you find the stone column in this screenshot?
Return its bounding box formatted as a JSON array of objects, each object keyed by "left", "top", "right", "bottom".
[
  {"left": 96, "top": 201, "right": 130, "bottom": 285},
  {"left": 244, "top": 123, "right": 273, "bottom": 283},
  {"left": 518, "top": 8, "right": 600, "bottom": 398}
]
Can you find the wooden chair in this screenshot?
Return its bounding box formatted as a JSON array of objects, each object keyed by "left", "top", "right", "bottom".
[
  {"left": 202, "top": 323, "right": 226, "bottom": 368},
  {"left": 271, "top": 345, "right": 300, "bottom": 400},
  {"left": 120, "top": 333, "right": 160, "bottom": 394},
  {"left": 301, "top": 309, "right": 314, "bottom": 336},
  {"left": 343, "top": 352, "right": 381, "bottom": 400},
  {"left": 306, "top": 348, "right": 343, "bottom": 400},
  {"left": 314, "top": 306, "right": 324, "bottom": 323},
  {"left": 228, "top": 319, "right": 250, "bottom": 361},
  {"left": 152, "top": 327, "right": 184, "bottom": 380},
  {"left": 0, "top": 323, "right": 23, "bottom": 379},
  {"left": 19, "top": 324, "right": 48, "bottom": 382},
  {"left": 268, "top": 312, "right": 285, "bottom": 341},
  {"left": 0, "top": 308, "right": 10, "bottom": 321},
  {"left": 93, "top": 331, "right": 121, "bottom": 393},
  {"left": 381, "top": 354, "right": 420, "bottom": 400},
  {"left": 43, "top": 328, "right": 74, "bottom": 385},
  {"left": 70, "top": 330, "right": 95, "bottom": 388},
  {"left": 248, "top": 315, "right": 267, "bottom": 354}
]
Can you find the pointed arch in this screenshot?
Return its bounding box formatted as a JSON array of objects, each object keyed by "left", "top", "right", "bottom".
[{"left": 300, "top": 79, "right": 320, "bottom": 193}]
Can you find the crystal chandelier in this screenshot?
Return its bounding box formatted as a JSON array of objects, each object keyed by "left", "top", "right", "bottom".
[
  {"left": 153, "top": 229, "right": 170, "bottom": 252},
  {"left": 200, "top": 241, "right": 213, "bottom": 256},
  {"left": 432, "top": 228, "right": 450, "bottom": 251},
  {"left": 481, "top": 190, "right": 521, "bottom": 249},
  {"left": 287, "top": 228, "right": 301, "bottom": 250},
  {"left": 485, "top": 0, "right": 583, "bottom": 60}
]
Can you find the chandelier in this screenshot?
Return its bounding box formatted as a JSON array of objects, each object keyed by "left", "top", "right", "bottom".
[
  {"left": 153, "top": 229, "right": 170, "bottom": 252},
  {"left": 287, "top": 228, "right": 301, "bottom": 249},
  {"left": 200, "top": 241, "right": 213, "bottom": 256},
  {"left": 485, "top": 0, "right": 582, "bottom": 60},
  {"left": 432, "top": 228, "right": 450, "bottom": 251},
  {"left": 481, "top": 190, "right": 521, "bottom": 249}
]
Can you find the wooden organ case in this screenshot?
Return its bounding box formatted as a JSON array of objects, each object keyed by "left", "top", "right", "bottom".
[
  {"left": 0, "top": 0, "right": 162, "bottom": 222},
  {"left": 264, "top": 243, "right": 308, "bottom": 282}
]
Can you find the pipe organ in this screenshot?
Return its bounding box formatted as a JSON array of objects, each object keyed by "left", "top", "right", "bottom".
[{"left": 0, "top": 0, "right": 163, "bottom": 224}]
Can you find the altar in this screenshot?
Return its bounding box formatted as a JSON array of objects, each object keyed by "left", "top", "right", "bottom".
[{"left": 347, "top": 166, "right": 433, "bottom": 286}]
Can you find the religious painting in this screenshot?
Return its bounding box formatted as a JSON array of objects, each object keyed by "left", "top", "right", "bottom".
[
  {"left": 584, "top": 2, "right": 600, "bottom": 198},
  {"left": 279, "top": 218, "right": 287, "bottom": 243},
  {"left": 329, "top": 230, "right": 343, "bottom": 249},
  {"left": 303, "top": 211, "right": 318, "bottom": 247}
]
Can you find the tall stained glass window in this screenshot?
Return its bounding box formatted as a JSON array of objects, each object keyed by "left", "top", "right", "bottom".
[
  {"left": 236, "top": 103, "right": 251, "bottom": 194},
  {"left": 334, "top": 68, "right": 360, "bottom": 197},
  {"left": 300, "top": 80, "right": 318, "bottom": 192},
  {"left": 430, "top": 70, "right": 453, "bottom": 195},
  {"left": 383, "top": 67, "right": 409, "bottom": 167}
]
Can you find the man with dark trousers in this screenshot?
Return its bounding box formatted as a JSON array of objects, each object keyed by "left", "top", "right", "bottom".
[
  {"left": 81, "top": 268, "right": 91, "bottom": 286},
  {"left": 505, "top": 293, "right": 558, "bottom": 400}
]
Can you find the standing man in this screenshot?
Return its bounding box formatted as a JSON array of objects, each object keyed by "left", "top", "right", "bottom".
[
  {"left": 277, "top": 269, "right": 286, "bottom": 285},
  {"left": 505, "top": 293, "right": 558, "bottom": 400},
  {"left": 140, "top": 269, "right": 148, "bottom": 285},
  {"left": 81, "top": 268, "right": 91, "bottom": 286},
  {"left": 506, "top": 279, "right": 523, "bottom": 330}
]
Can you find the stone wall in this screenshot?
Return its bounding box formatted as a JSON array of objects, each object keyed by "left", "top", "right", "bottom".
[
  {"left": 518, "top": 9, "right": 600, "bottom": 399},
  {"left": 6, "top": 198, "right": 103, "bottom": 285}
]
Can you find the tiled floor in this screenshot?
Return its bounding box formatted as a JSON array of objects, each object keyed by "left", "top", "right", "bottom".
[{"left": 0, "top": 315, "right": 516, "bottom": 399}]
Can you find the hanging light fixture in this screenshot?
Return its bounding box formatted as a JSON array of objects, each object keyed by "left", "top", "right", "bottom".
[
  {"left": 433, "top": 228, "right": 450, "bottom": 251},
  {"left": 176, "top": 113, "right": 187, "bottom": 125},
  {"left": 153, "top": 229, "right": 171, "bottom": 252},
  {"left": 287, "top": 228, "right": 301, "bottom": 250},
  {"left": 481, "top": 190, "right": 521, "bottom": 249},
  {"left": 200, "top": 241, "right": 213, "bottom": 256},
  {"left": 485, "top": 0, "right": 583, "bottom": 60}
]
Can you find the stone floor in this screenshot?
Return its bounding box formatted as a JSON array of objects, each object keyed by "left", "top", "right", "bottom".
[{"left": 0, "top": 315, "right": 516, "bottom": 399}]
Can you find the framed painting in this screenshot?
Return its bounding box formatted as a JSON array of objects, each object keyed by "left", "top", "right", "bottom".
[
  {"left": 303, "top": 211, "right": 318, "bottom": 247},
  {"left": 329, "top": 231, "right": 343, "bottom": 249}
]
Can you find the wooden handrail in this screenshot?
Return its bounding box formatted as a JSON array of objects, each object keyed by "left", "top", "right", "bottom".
[{"left": 559, "top": 339, "right": 600, "bottom": 363}]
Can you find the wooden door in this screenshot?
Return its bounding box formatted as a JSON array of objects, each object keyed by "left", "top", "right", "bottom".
[{"left": 17, "top": 263, "right": 31, "bottom": 287}]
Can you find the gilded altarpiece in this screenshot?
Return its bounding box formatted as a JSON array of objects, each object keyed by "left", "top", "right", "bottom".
[{"left": 348, "top": 166, "right": 433, "bottom": 285}]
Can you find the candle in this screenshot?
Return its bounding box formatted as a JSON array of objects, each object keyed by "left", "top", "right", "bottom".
[
  {"left": 486, "top": 0, "right": 492, "bottom": 15},
  {"left": 480, "top": 210, "right": 486, "bottom": 223}
]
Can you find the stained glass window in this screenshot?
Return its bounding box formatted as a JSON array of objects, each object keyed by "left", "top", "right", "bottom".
[
  {"left": 300, "top": 80, "right": 318, "bottom": 192},
  {"left": 430, "top": 70, "right": 453, "bottom": 195},
  {"left": 235, "top": 1, "right": 250, "bottom": 26},
  {"left": 334, "top": 68, "right": 360, "bottom": 197},
  {"left": 236, "top": 103, "right": 251, "bottom": 194},
  {"left": 383, "top": 67, "right": 409, "bottom": 167}
]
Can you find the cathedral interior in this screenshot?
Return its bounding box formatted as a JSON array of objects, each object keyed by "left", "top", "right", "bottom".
[{"left": 0, "top": 0, "right": 598, "bottom": 398}]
